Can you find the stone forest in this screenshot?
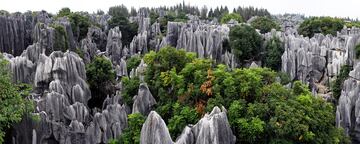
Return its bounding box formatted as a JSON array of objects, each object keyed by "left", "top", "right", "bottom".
[{"left": 1, "top": 2, "right": 360, "bottom": 144}]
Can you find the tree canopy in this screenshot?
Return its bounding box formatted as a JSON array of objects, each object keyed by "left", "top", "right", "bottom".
[
  {"left": 250, "top": 16, "right": 281, "bottom": 34},
  {"left": 220, "top": 13, "right": 243, "bottom": 24},
  {"left": 86, "top": 56, "right": 116, "bottom": 108},
  {"left": 229, "top": 24, "right": 263, "bottom": 64},
  {"left": 0, "top": 54, "right": 33, "bottom": 143},
  {"left": 298, "top": 17, "right": 345, "bottom": 38}
]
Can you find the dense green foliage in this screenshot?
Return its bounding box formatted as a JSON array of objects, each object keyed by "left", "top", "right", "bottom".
[
  {"left": 262, "top": 36, "right": 284, "bottom": 71},
  {"left": 86, "top": 56, "right": 116, "bottom": 108},
  {"left": 118, "top": 113, "right": 145, "bottom": 144},
  {"left": 126, "top": 55, "right": 142, "bottom": 72},
  {"left": 250, "top": 16, "right": 281, "bottom": 34},
  {"left": 168, "top": 103, "right": 199, "bottom": 139},
  {"left": 356, "top": 44, "right": 360, "bottom": 59},
  {"left": 0, "top": 55, "right": 33, "bottom": 143},
  {"left": 51, "top": 24, "right": 69, "bottom": 52},
  {"left": 298, "top": 17, "right": 345, "bottom": 38},
  {"left": 109, "top": 113, "right": 145, "bottom": 144},
  {"left": 108, "top": 15, "right": 138, "bottom": 46},
  {"left": 229, "top": 24, "right": 263, "bottom": 64},
  {"left": 233, "top": 6, "right": 271, "bottom": 21},
  {"left": 108, "top": 5, "right": 129, "bottom": 18},
  {"left": 121, "top": 76, "right": 140, "bottom": 106},
  {"left": 331, "top": 65, "right": 352, "bottom": 101},
  {"left": 57, "top": 8, "right": 91, "bottom": 41},
  {"left": 220, "top": 13, "right": 243, "bottom": 24}
]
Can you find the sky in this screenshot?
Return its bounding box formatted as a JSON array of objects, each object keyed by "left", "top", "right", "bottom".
[{"left": 0, "top": 0, "right": 358, "bottom": 19}]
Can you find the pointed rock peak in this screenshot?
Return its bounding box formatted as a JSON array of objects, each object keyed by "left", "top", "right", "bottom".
[{"left": 140, "top": 111, "right": 173, "bottom": 144}]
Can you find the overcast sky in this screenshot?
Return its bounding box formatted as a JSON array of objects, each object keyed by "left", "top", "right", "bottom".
[{"left": 0, "top": 0, "right": 358, "bottom": 19}]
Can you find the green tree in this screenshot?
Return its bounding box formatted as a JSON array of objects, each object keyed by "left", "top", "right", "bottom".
[
  {"left": 109, "top": 5, "right": 129, "bottom": 18},
  {"left": 86, "top": 56, "right": 116, "bottom": 108},
  {"left": 229, "top": 24, "right": 263, "bottom": 64},
  {"left": 250, "top": 16, "right": 281, "bottom": 34},
  {"left": 56, "top": 8, "right": 91, "bottom": 41},
  {"left": 298, "top": 17, "right": 344, "bottom": 38},
  {"left": 262, "top": 36, "right": 284, "bottom": 71},
  {"left": 121, "top": 76, "right": 140, "bottom": 106},
  {"left": 108, "top": 16, "right": 138, "bottom": 46},
  {"left": 118, "top": 113, "right": 145, "bottom": 144},
  {"left": 220, "top": 13, "right": 243, "bottom": 24},
  {"left": 57, "top": 7, "right": 71, "bottom": 17},
  {"left": 0, "top": 55, "right": 33, "bottom": 143},
  {"left": 356, "top": 44, "right": 360, "bottom": 59},
  {"left": 331, "top": 65, "right": 352, "bottom": 100},
  {"left": 68, "top": 12, "right": 91, "bottom": 41},
  {"left": 168, "top": 103, "right": 199, "bottom": 139},
  {"left": 126, "top": 55, "right": 141, "bottom": 72},
  {"left": 51, "top": 24, "right": 69, "bottom": 52}
]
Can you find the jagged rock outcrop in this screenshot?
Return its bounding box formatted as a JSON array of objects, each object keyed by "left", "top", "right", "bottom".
[
  {"left": 130, "top": 31, "right": 148, "bottom": 55},
  {"left": 54, "top": 17, "right": 76, "bottom": 50},
  {"left": 191, "top": 106, "right": 236, "bottom": 144},
  {"left": 337, "top": 62, "right": 360, "bottom": 142},
  {"left": 140, "top": 111, "right": 173, "bottom": 144},
  {"left": 281, "top": 27, "right": 360, "bottom": 96},
  {"left": 140, "top": 107, "right": 235, "bottom": 144},
  {"left": 106, "top": 26, "right": 123, "bottom": 65},
  {"left": 0, "top": 15, "right": 32, "bottom": 56},
  {"left": 132, "top": 83, "right": 157, "bottom": 115}
]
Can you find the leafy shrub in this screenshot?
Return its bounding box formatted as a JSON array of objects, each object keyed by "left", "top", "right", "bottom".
[
  {"left": 0, "top": 55, "right": 33, "bottom": 143},
  {"left": 121, "top": 76, "right": 140, "bottom": 106},
  {"left": 229, "top": 24, "right": 263, "bottom": 64},
  {"left": 118, "top": 113, "right": 145, "bottom": 143},
  {"left": 86, "top": 56, "right": 116, "bottom": 108},
  {"left": 298, "top": 17, "right": 344, "bottom": 38},
  {"left": 262, "top": 36, "right": 284, "bottom": 71},
  {"left": 331, "top": 65, "right": 352, "bottom": 100},
  {"left": 126, "top": 55, "right": 141, "bottom": 72},
  {"left": 220, "top": 13, "right": 243, "bottom": 24},
  {"left": 168, "top": 103, "right": 199, "bottom": 139},
  {"left": 51, "top": 24, "right": 69, "bottom": 52},
  {"left": 250, "top": 16, "right": 280, "bottom": 34}
]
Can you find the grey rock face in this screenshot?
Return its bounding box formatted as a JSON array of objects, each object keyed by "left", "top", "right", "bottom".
[
  {"left": 130, "top": 31, "right": 148, "bottom": 55},
  {"left": 160, "top": 21, "right": 231, "bottom": 64},
  {"left": 0, "top": 15, "right": 31, "bottom": 56},
  {"left": 337, "top": 62, "right": 360, "bottom": 142},
  {"left": 140, "top": 111, "right": 173, "bottom": 144},
  {"left": 54, "top": 17, "right": 76, "bottom": 50},
  {"left": 132, "top": 83, "right": 157, "bottom": 115},
  {"left": 140, "top": 107, "right": 235, "bottom": 144},
  {"left": 280, "top": 27, "right": 360, "bottom": 95},
  {"left": 192, "top": 106, "right": 236, "bottom": 144},
  {"left": 106, "top": 27, "right": 123, "bottom": 65}
]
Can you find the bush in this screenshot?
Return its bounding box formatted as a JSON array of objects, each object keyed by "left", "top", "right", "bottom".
[
  {"left": 108, "top": 16, "right": 138, "bottom": 46},
  {"left": 56, "top": 8, "right": 91, "bottom": 41},
  {"left": 126, "top": 55, "right": 142, "bottom": 72},
  {"left": 0, "top": 55, "right": 33, "bottom": 143},
  {"left": 356, "top": 44, "right": 360, "bottom": 59},
  {"left": 331, "top": 65, "right": 352, "bottom": 100},
  {"left": 108, "top": 5, "right": 129, "bottom": 18},
  {"left": 118, "top": 113, "right": 145, "bottom": 143},
  {"left": 51, "top": 24, "right": 69, "bottom": 52},
  {"left": 168, "top": 103, "right": 199, "bottom": 139},
  {"left": 121, "top": 76, "right": 140, "bottom": 106},
  {"left": 250, "top": 16, "right": 280, "bottom": 34},
  {"left": 262, "top": 36, "right": 284, "bottom": 71},
  {"left": 220, "top": 13, "right": 243, "bottom": 24},
  {"left": 298, "top": 17, "right": 344, "bottom": 38},
  {"left": 86, "top": 56, "right": 116, "bottom": 108},
  {"left": 229, "top": 24, "right": 263, "bottom": 64}
]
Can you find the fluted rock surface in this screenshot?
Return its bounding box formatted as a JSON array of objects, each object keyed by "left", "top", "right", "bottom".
[
  {"left": 132, "top": 83, "right": 157, "bottom": 115},
  {"left": 281, "top": 27, "right": 360, "bottom": 95},
  {"left": 140, "top": 107, "right": 235, "bottom": 144},
  {"left": 337, "top": 62, "right": 360, "bottom": 142},
  {"left": 106, "top": 27, "right": 123, "bottom": 65},
  {"left": 140, "top": 111, "right": 173, "bottom": 144}
]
